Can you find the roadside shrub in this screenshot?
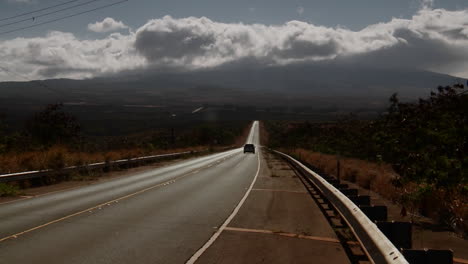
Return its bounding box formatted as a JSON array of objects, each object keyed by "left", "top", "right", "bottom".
[
  {"left": 0, "top": 183, "right": 20, "bottom": 197},
  {"left": 46, "top": 149, "right": 66, "bottom": 170},
  {"left": 25, "top": 103, "right": 81, "bottom": 147},
  {"left": 266, "top": 85, "right": 467, "bottom": 233}
]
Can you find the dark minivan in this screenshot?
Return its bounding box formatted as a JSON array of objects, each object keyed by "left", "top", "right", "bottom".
[{"left": 243, "top": 144, "right": 255, "bottom": 154}]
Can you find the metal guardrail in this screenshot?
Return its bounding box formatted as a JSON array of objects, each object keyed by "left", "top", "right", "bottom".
[
  {"left": 0, "top": 150, "right": 206, "bottom": 183},
  {"left": 273, "top": 150, "right": 409, "bottom": 264}
]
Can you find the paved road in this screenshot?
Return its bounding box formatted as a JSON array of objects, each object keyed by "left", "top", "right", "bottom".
[
  {"left": 195, "top": 149, "right": 350, "bottom": 264},
  {"left": 0, "top": 122, "right": 260, "bottom": 264}
]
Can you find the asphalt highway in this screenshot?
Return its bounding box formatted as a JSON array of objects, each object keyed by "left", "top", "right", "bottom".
[{"left": 0, "top": 121, "right": 260, "bottom": 264}]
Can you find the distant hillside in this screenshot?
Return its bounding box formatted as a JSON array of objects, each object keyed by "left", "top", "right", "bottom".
[
  {"left": 0, "top": 63, "right": 456, "bottom": 109},
  {"left": 0, "top": 63, "right": 457, "bottom": 134}
]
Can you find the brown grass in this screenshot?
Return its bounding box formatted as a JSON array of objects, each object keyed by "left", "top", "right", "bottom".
[
  {"left": 287, "top": 148, "right": 468, "bottom": 235},
  {"left": 0, "top": 145, "right": 208, "bottom": 174},
  {"left": 289, "top": 148, "right": 401, "bottom": 201},
  {"left": 259, "top": 121, "right": 269, "bottom": 146}
]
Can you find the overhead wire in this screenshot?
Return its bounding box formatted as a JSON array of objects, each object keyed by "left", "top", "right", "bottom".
[
  {"left": 0, "top": 0, "right": 129, "bottom": 96},
  {"left": 0, "top": 0, "right": 83, "bottom": 22},
  {"left": 0, "top": 0, "right": 128, "bottom": 36},
  {"left": 0, "top": 0, "right": 106, "bottom": 29}
]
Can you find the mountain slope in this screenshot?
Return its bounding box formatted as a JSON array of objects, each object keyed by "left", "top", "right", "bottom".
[{"left": 0, "top": 63, "right": 457, "bottom": 108}]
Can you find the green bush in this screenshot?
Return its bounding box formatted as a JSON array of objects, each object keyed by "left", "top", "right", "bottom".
[
  {"left": 265, "top": 84, "right": 467, "bottom": 231},
  {"left": 0, "top": 183, "right": 20, "bottom": 197}
]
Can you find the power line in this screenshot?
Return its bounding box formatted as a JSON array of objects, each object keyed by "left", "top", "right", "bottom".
[
  {"left": 0, "top": 0, "right": 128, "bottom": 36},
  {"left": 0, "top": 0, "right": 106, "bottom": 29},
  {"left": 0, "top": 0, "right": 83, "bottom": 22}
]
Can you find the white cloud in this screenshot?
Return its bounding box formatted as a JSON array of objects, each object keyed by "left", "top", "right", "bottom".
[
  {"left": 0, "top": 31, "right": 144, "bottom": 80},
  {"left": 133, "top": 11, "right": 468, "bottom": 73},
  {"left": 421, "top": 0, "right": 434, "bottom": 9},
  {"left": 88, "top": 17, "right": 128, "bottom": 33},
  {"left": 297, "top": 6, "right": 304, "bottom": 15},
  {"left": 1, "top": 7, "right": 468, "bottom": 81}
]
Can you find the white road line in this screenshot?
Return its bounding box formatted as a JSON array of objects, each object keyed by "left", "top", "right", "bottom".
[
  {"left": 0, "top": 152, "right": 242, "bottom": 243},
  {"left": 186, "top": 148, "right": 261, "bottom": 264},
  {"left": 0, "top": 172, "right": 187, "bottom": 243}
]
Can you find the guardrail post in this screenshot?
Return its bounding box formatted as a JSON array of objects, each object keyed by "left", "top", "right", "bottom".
[
  {"left": 359, "top": 205, "right": 388, "bottom": 222},
  {"left": 104, "top": 160, "right": 111, "bottom": 172},
  {"left": 401, "top": 249, "right": 453, "bottom": 264},
  {"left": 339, "top": 188, "right": 359, "bottom": 196},
  {"left": 328, "top": 179, "right": 340, "bottom": 185},
  {"left": 322, "top": 177, "right": 335, "bottom": 182},
  {"left": 334, "top": 183, "right": 349, "bottom": 189},
  {"left": 273, "top": 150, "right": 410, "bottom": 263},
  {"left": 348, "top": 195, "right": 371, "bottom": 206},
  {"left": 376, "top": 221, "right": 412, "bottom": 249}
]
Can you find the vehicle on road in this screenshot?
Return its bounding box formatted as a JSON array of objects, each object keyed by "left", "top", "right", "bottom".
[{"left": 243, "top": 144, "right": 255, "bottom": 154}]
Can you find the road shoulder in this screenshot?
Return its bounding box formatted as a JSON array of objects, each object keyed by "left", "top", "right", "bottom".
[{"left": 196, "top": 149, "right": 350, "bottom": 264}]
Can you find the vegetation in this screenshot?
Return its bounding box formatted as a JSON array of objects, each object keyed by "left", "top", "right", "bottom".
[
  {"left": 0, "top": 103, "right": 250, "bottom": 190},
  {"left": 0, "top": 103, "right": 81, "bottom": 152},
  {"left": 265, "top": 84, "right": 467, "bottom": 235},
  {"left": 0, "top": 183, "right": 20, "bottom": 197},
  {"left": 0, "top": 114, "right": 7, "bottom": 154},
  {"left": 25, "top": 103, "right": 81, "bottom": 147},
  {"left": 0, "top": 145, "right": 210, "bottom": 174}
]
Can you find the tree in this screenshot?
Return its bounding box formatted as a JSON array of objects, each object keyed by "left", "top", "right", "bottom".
[
  {"left": 374, "top": 85, "right": 467, "bottom": 230},
  {"left": 376, "top": 85, "right": 467, "bottom": 190},
  {"left": 0, "top": 113, "right": 6, "bottom": 153},
  {"left": 25, "top": 103, "right": 81, "bottom": 147}
]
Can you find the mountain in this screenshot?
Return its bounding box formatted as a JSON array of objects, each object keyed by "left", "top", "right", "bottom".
[
  {"left": 0, "top": 63, "right": 456, "bottom": 107},
  {"left": 0, "top": 63, "right": 458, "bottom": 134},
  {"left": 0, "top": 63, "right": 457, "bottom": 119}
]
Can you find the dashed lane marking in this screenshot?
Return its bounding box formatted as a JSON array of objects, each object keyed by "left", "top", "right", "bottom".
[
  {"left": 186, "top": 123, "right": 260, "bottom": 264},
  {"left": 0, "top": 151, "right": 240, "bottom": 206},
  {"left": 0, "top": 174, "right": 189, "bottom": 243},
  {"left": 0, "top": 153, "right": 239, "bottom": 243}
]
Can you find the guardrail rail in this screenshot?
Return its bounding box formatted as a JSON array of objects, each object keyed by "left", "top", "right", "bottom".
[
  {"left": 0, "top": 150, "right": 206, "bottom": 183},
  {"left": 273, "top": 150, "right": 409, "bottom": 264}
]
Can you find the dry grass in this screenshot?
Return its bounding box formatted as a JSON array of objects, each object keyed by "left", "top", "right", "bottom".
[
  {"left": 0, "top": 145, "right": 208, "bottom": 174},
  {"left": 259, "top": 121, "right": 269, "bottom": 146},
  {"left": 289, "top": 148, "right": 401, "bottom": 201},
  {"left": 287, "top": 148, "right": 468, "bottom": 235}
]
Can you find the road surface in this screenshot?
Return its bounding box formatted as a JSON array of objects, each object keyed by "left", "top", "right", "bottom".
[
  {"left": 0, "top": 121, "right": 349, "bottom": 263},
  {"left": 0, "top": 122, "right": 259, "bottom": 263}
]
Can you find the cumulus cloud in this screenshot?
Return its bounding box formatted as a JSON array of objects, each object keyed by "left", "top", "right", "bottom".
[
  {"left": 421, "top": 0, "right": 434, "bottom": 9},
  {"left": 1, "top": 7, "right": 468, "bottom": 81},
  {"left": 88, "top": 17, "right": 128, "bottom": 33},
  {"left": 0, "top": 31, "right": 144, "bottom": 80},
  {"left": 133, "top": 11, "right": 468, "bottom": 73}
]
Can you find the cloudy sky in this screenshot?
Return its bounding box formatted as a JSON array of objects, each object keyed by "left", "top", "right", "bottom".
[{"left": 0, "top": 0, "right": 467, "bottom": 81}]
